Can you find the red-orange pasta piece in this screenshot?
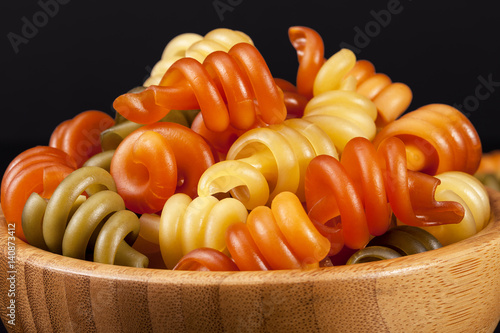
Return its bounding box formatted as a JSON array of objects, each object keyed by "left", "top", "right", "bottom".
[
  {"left": 288, "top": 26, "right": 326, "bottom": 99},
  {"left": 305, "top": 137, "right": 465, "bottom": 253},
  {"left": 246, "top": 205, "right": 303, "bottom": 270},
  {"left": 225, "top": 192, "right": 329, "bottom": 270},
  {"left": 110, "top": 122, "right": 214, "bottom": 214},
  {"left": 173, "top": 247, "right": 239, "bottom": 271},
  {"left": 225, "top": 222, "right": 271, "bottom": 271},
  {"left": 373, "top": 104, "right": 482, "bottom": 175},
  {"left": 346, "top": 59, "right": 413, "bottom": 127},
  {"left": 274, "top": 78, "right": 309, "bottom": 118},
  {"left": 113, "top": 43, "right": 286, "bottom": 132},
  {"left": 1, "top": 146, "right": 77, "bottom": 240},
  {"left": 49, "top": 110, "right": 115, "bottom": 167}
]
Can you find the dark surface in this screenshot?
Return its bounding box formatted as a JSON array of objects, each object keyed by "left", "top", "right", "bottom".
[
  {"left": 0, "top": 2, "right": 499, "bottom": 330},
  {"left": 1, "top": 0, "right": 500, "bottom": 177}
]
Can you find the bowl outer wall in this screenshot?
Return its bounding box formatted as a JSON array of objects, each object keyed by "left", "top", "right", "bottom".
[{"left": 0, "top": 189, "right": 499, "bottom": 333}]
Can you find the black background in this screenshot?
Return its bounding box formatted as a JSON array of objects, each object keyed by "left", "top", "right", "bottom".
[
  {"left": 1, "top": 0, "right": 500, "bottom": 178},
  {"left": 1, "top": 1, "right": 500, "bottom": 331}
]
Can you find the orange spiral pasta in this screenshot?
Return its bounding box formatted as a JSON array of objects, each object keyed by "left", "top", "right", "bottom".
[
  {"left": 305, "top": 136, "right": 465, "bottom": 252},
  {"left": 345, "top": 60, "right": 412, "bottom": 127},
  {"left": 373, "top": 103, "right": 482, "bottom": 175},
  {"left": 110, "top": 122, "right": 215, "bottom": 214},
  {"left": 113, "top": 43, "right": 287, "bottom": 133},
  {"left": 288, "top": 26, "right": 326, "bottom": 99},
  {"left": 224, "top": 191, "right": 330, "bottom": 271},
  {"left": 288, "top": 26, "right": 412, "bottom": 125},
  {"left": 49, "top": 110, "right": 115, "bottom": 167},
  {"left": 273, "top": 78, "right": 310, "bottom": 119},
  {"left": 1, "top": 146, "right": 77, "bottom": 241},
  {"left": 189, "top": 111, "right": 245, "bottom": 157},
  {"left": 173, "top": 247, "right": 240, "bottom": 271},
  {"left": 144, "top": 28, "right": 254, "bottom": 86}
]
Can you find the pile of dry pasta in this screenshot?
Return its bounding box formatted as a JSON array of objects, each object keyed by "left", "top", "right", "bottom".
[{"left": 1, "top": 27, "right": 490, "bottom": 271}]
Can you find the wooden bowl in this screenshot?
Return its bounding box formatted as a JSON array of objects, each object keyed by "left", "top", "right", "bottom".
[{"left": 1, "top": 190, "right": 499, "bottom": 333}]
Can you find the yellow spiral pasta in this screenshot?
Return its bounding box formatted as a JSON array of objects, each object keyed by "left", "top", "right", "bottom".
[
  {"left": 311, "top": 48, "right": 411, "bottom": 130},
  {"left": 408, "top": 171, "right": 490, "bottom": 246},
  {"left": 313, "top": 48, "right": 358, "bottom": 96},
  {"left": 159, "top": 193, "right": 248, "bottom": 269},
  {"left": 197, "top": 118, "right": 338, "bottom": 208},
  {"left": 302, "top": 89, "right": 378, "bottom": 154},
  {"left": 144, "top": 28, "right": 254, "bottom": 86},
  {"left": 293, "top": 48, "right": 378, "bottom": 154},
  {"left": 21, "top": 166, "right": 148, "bottom": 267}
]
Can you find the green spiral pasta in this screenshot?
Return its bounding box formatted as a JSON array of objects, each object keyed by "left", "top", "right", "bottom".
[
  {"left": 94, "top": 209, "right": 147, "bottom": 267},
  {"left": 21, "top": 166, "right": 148, "bottom": 267},
  {"left": 82, "top": 150, "right": 115, "bottom": 172}
]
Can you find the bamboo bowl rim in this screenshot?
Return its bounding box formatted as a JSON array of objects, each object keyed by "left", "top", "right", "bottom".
[
  {"left": 2, "top": 189, "right": 500, "bottom": 332},
  {"left": 1, "top": 188, "right": 500, "bottom": 283}
]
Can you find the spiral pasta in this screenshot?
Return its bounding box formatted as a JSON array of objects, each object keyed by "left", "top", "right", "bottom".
[
  {"left": 288, "top": 26, "right": 412, "bottom": 125},
  {"left": 345, "top": 60, "right": 412, "bottom": 127},
  {"left": 144, "top": 28, "right": 254, "bottom": 87},
  {"left": 197, "top": 118, "right": 338, "bottom": 209},
  {"left": 475, "top": 150, "right": 500, "bottom": 191},
  {"left": 95, "top": 107, "right": 200, "bottom": 171},
  {"left": 373, "top": 103, "right": 482, "bottom": 175},
  {"left": 82, "top": 150, "right": 115, "bottom": 172},
  {"left": 1, "top": 146, "right": 77, "bottom": 241},
  {"left": 173, "top": 247, "right": 240, "bottom": 271},
  {"left": 313, "top": 51, "right": 412, "bottom": 125},
  {"left": 110, "top": 122, "right": 215, "bottom": 214},
  {"left": 159, "top": 193, "right": 248, "bottom": 269},
  {"left": 49, "top": 110, "right": 115, "bottom": 167},
  {"left": 417, "top": 171, "right": 490, "bottom": 245},
  {"left": 302, "top": 89, "right": 378, "bottom": 154},
  {"left": 305, "top": 136, "right": 465, "bottom": 252},
  {"left": 288, "top": 26, "right": 326, "bottom": 99},
  {"left": 102, "top": 86, "right": 200, "bottom": 152},
  {"left": 273, "top": 78, "right": 309, "bottom": 118},
  {"left": 113, "top": 43, "right": 287, "bottom": 132},
  {"left": 224, "top": 191, "right": 330, "bottom": 271},
  {"left": 346, "top": 226, "right": 442, "bottom": 264},
  {"left": 20, "top": 166, "right": 148, "bottom": 267},
  {"left": 1, "top": 25, "right": 493, "bottom": 275}
]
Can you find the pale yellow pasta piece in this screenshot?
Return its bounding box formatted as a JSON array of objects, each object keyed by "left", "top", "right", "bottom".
[
  {"left": 197, "top": 160, "right": 269, "bottom": 210},
  {"left": 198, "top": 119, "right": 339, "bottom": 207},
  {"left": 313, "top": 48, "right": 357, "bottom": 96},
  {"left": 159, "top": 193, "right": 248, "bottom": 269},
  {"left": 303, "top": 90, "right": 377, "bottom": 153},
  {"left": 419, "top": 171, "right": 490, "bottom": 245}
]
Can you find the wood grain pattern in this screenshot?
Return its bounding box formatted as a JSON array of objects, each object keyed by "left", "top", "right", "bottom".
[{"left": 1, "top": 189, "right": 499, "bottom": 333}]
